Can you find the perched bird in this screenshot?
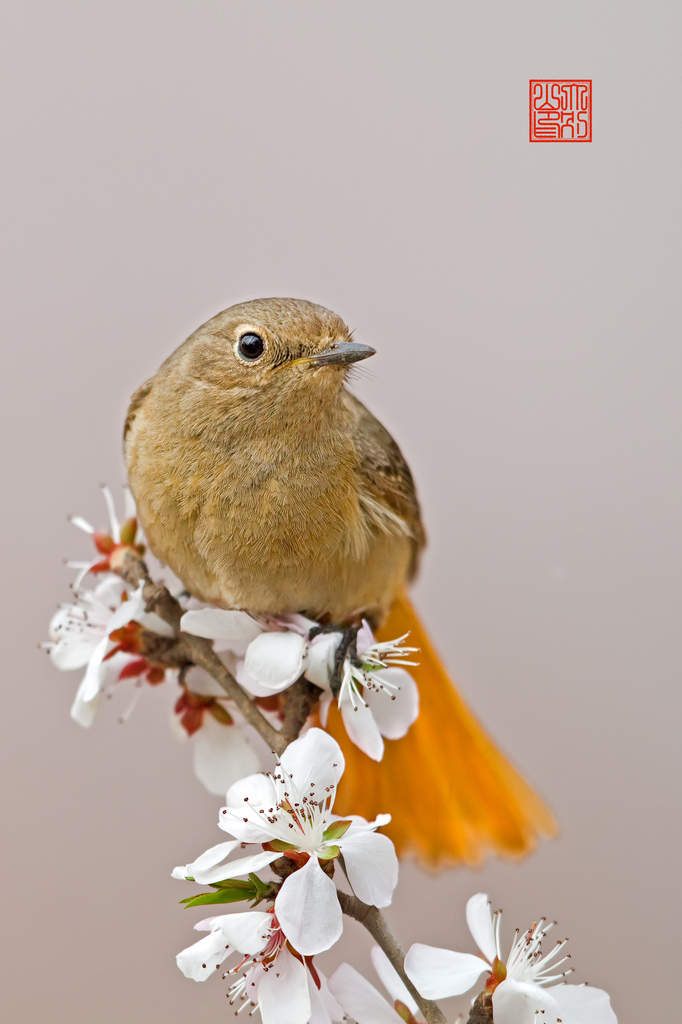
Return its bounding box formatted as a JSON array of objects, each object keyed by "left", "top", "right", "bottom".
[{"left": 124, "top": 297, "right": 555, "bottom": 865}]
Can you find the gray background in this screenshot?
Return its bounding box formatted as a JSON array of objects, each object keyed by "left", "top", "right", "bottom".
[{"left": 2, "top": 2, "right": 680, "bottom": 1021}]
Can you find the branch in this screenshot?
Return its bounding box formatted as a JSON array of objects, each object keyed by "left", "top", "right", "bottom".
[
  {"left": 338, "top": 892, "right": 448, "bottom": 1024},
  {"left": 111, "top": 549, "right": 284, "bottom": 754},
  {"left": 279, "top": 677, "right": 321, "bottom": 746},
  {"left": 466, "top": 991, "right": 493, "bottom": 1024}
]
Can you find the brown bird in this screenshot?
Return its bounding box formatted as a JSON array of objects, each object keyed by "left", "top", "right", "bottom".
[{"left": 124, "top": 297, "right": 555, "bottom": 865}]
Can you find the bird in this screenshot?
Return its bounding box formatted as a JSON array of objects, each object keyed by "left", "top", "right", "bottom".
[{"left": 124, "top": 297, "right": 555, "bottom": 865}]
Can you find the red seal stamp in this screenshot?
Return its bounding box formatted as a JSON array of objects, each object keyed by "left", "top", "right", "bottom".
[{"left": 529, "top": 80, "right": 592, "bottom": 142}]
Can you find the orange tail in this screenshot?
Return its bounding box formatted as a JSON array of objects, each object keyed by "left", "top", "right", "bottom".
[{"left": 325, "top": 591, "right": 557, "bottom": 867}]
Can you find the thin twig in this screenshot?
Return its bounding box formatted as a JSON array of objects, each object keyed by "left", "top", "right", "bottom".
[{"left": 338, "top": 892, "right": 448, "bottom": 1024}]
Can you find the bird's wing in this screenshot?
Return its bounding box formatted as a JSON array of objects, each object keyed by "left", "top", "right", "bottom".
[{"left": 345, "top": 392, "right": 426, "bottom": 580}]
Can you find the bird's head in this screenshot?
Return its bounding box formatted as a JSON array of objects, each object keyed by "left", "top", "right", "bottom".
[{"left": 176, "top": 297, "right": 375, "bottom": 401}]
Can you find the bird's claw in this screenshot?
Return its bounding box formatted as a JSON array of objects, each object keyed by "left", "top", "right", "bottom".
[{"left": 308, "top": 622, "right": 361, "bottom": 699}]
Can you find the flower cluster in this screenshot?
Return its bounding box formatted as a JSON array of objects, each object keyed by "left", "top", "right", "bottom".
[
  {"left": 45, "top": 488, "right": 262, "bottom": 792},
  {"left": 180, "top": 607, "right": 420, "bottom": 761},
  {"left": 174, "top": 729, "right": 398, "bottom": 1024},
  {"left": 47, "top": 487, "right": 423, "bottom": 797}
]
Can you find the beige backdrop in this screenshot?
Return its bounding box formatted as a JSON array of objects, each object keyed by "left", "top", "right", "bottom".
[{"left": 2, "top": 3, "right": 680, "bottom": 1022}]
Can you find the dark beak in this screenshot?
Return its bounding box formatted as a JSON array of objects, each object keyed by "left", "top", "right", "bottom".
[{"left": 304, "top": 340, "right": 376, "bottom": 367}]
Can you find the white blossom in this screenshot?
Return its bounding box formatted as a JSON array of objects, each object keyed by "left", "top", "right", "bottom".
[
  {"left": 329, "top": 945, "right": 419, "bottom": 1024},
  {"left": 308, "top": 622, "right": 420, "bottom": 761},
  {"left": 176, "top": 908, "right": 342, "bottom": 1024},
  {"left": 404, "top": 893, "right": 618, "bottom": 1024},
  {"left": 179, "top": 610, "right": 420, "bottom": 759},
  {"left": 45, "top": 575, "right": 173, "bottom": 726},
  {"left": 173, "top": 729, "right": 398, "bottom": 955}
]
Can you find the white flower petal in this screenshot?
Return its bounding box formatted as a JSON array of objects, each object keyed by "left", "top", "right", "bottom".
[
  {"left": 69, "top": 678, "right": 101, "bottom": 727},
  {"left": 183, "top": 666, "right": 228, "bottom": 698},
  {"left": 49, "top": 635, "right": 98, "bottom": 671},
  {"left": 309, "top": 971, "right": 344, "bottom": 1024},
  {"left": 275, "top": 857, "right": 342, "bottom": 955},
  {"left": 338, "top": 830, "right": 398, "bottom": 908},
  {"left": 340, "top": 695, "right": 384, "bottom": 761},
  {"left": 196, "top": 849, "right": 278, "bottom": 884},
  {"left": 180, "top": 608, "right": 263, "bottom": 644},
  {"left": 137, "top": 610, "right": 175, "bottom": 637},
  {"left": 176, "top": 929, "right": 231, "bottom": 982},
  {"left": 404, "top": 943, "right": 488, "bottom": 999},
  {"left": 225, "top": 771, "right": 280, "bottom": 810},
  {"left": 91, "top": 575, "right": 127, "bottom": 608},
  {"left": 365, "top": 668, "right": 419, "bottom": 740},
  {"left": 493, "top": 977, "right": 561, "bottom": 1024},
  {"left": 107, "top": 582, "right": 146, "bottom": 631},
  {"left": 172, "top": 839, "right": 241, "bottom": 881},
  {"left": 370, "top": 945, "right": 419, "bottom": 1015},
  {"left": 240, "top": 631, "right": 308, "bottom": 696},
  {"left": 551, "top": 984, "right": 618, "bottom": 1024},
  {"left": 213, "top": 911, "right": 273, "bottom": 955},
  {"left": 328, "top": 963, "right": 403, "bottom": 1024},
  {"left": 305, "top": 632, "right": 342, "bottom": 688},
  {"left": 279, "top": 728, "right": 345, "bottom": 798},
  {"left": 355, "top": 622, "right": 375, "bottom": 656},
  {"left": 221, "top": 772, "right": 280, "bottom": 842},
  {"left": 192, "top": 715, "right": 261, "bottom": 797},
  {"left": 69, "top": 635, "right": 110, "bottom": 727},
  {"left": 466, "top": 892, "right": 497, "bottom": 963},
  {"left": 258, "top": 946, "right": 311, "bottom": 1024}
]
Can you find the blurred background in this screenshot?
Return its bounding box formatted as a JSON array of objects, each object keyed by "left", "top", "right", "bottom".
[{"left": 1, "top": 2, "right": 680, "bottom": 1021}]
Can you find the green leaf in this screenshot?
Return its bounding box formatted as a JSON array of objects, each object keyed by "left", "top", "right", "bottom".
[
  {"left": 209, "top": 877, "right": 257, "bottom": 891},
  {"left": 318, "top": 844, "right": 340, "bottom": 860},
  {"left": 322, "top": 820, "right": 352, "bottom": 842},
  {"left": 181, "top": 885, "right": 257, "bottom": 909}
]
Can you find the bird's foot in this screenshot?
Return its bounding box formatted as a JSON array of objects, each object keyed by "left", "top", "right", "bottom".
[{"left": 308, "top": 622, "right": 361, "bottom": 698}]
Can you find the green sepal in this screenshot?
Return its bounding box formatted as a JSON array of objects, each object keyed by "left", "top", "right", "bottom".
[
  {"left": 395, "top": 1000, "right": 417, "bottom": 1023},
  {"left": 209, "top": 702, "right": 234, "bottom": 726},
  {"left": 322, "top": 820, "right": 352, "bottom": 842},
  {"left": 119, "top": 518, "right": 138, "bottom": 546},
  {"left": 318, "top": 844, "right": 340, "bottom": 860},
  {"left": 249, "top": 873, "right": 275, "bottom": 903},
  {"left": 265, "top": 839, "right": 299, "bottom": 853}
]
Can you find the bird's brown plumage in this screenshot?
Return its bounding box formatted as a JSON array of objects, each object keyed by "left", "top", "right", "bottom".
[
  {"left": 124, "top": 298, "right": 555, "bottom": 865},
  {"left": 125, "top": 298, "right": 423, "bottom": 625}
]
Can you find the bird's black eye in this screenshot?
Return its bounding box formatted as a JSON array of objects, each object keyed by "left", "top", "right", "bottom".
[{"left": 237, "top": 333, "right": 265, "bottom": 361}]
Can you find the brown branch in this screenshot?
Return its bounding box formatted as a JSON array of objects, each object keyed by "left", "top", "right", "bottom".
[
  {"left": 111, "top": 549, "right": 284, "bottom": 753},
  {"left": 279, "top": 677, "right": 321, "bottom": 746},
  {"left": 338, "top": 892, "right": 448, "bottom": 1024},
  {"left": 466, "top": 990, "right": 493, "bottom": 1024}
]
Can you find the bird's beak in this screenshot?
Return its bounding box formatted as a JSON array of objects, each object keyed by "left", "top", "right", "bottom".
[{"left": 301, "top": 340, "right": 376, "bottom": 367}]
